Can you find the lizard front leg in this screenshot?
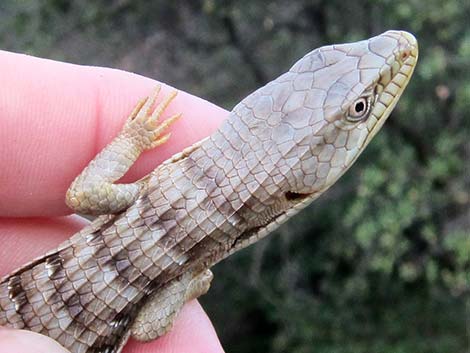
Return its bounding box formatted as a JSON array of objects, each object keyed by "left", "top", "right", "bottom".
[{"left": 66, "top": 86, "right": 180, "bottom": 215}]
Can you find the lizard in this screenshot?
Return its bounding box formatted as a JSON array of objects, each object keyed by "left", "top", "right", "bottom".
[{"left": 0, "top": 30, "right": 418, "bottom": 353}]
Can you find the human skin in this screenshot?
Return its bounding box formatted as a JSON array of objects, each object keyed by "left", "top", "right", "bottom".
[{"left": 0, "top": 50, "right": 227, "bottom": 353}]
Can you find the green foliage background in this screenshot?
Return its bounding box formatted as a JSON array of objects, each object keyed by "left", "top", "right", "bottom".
[{"left": 1, "top": 1, "right": 468, "bottom": 352}]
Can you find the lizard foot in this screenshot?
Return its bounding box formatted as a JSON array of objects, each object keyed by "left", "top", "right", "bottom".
[
  {"left": 123, "top": 85, "right": 181, "bottom": 151},
  {"left": 131, "top": 270, "right": 213, "bottom": 341}
]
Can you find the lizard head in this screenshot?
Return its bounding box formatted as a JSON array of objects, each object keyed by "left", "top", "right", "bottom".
[
  {"left": 214, "top": 31, "right": 418, "bottom": 235},
  {"left": 207, "top": 31, "right": 418, "bottom": 252},
  {"left": 276, "top": 30, "right": 419, "bottom": 208}
]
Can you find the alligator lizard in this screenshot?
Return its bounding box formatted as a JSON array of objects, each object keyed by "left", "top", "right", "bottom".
[{"left": 0, "top": 30, "right": 418, "bottom": 353}]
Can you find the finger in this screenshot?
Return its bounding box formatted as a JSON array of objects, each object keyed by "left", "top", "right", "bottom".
[
  {"left": 0, "top": 217, "right": 85, "bottom": 274},
  {"left": 0, "top": 303, "right": 223, "bottom": 353},
  {"left": 0, "top": 50, "right": 229, "bottom": 217},
  {"left": 0, "top": 327, "right": 71, "bottom": 353}
]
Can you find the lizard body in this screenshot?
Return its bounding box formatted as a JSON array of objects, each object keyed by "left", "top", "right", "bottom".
[{"left": 0, "top": 31, "right": 418, "bottom": 353}]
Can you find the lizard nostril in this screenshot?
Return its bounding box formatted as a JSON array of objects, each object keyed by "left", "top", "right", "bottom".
[{"left": 400, "top": 48, "right": 411, "bottom": 61}]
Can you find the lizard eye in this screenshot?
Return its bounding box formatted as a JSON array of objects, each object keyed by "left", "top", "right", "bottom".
[{"left": 347, "top": 97, "right": 371, "bottom": 122}]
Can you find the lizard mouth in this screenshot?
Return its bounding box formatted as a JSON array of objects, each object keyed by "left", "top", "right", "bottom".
[{"left": 363, "top": 31, "right": 419, "bottom": 148}]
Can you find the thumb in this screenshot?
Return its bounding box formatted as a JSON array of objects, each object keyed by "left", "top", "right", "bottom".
[{"left": 0, "top": 327, "right": 70, "bottom": 353}]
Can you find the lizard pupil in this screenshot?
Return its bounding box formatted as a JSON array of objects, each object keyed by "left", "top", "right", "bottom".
[
  {"left": 355, "top": 101, "right": 365, "bottom": 113},
  {"left": 347, "top": 97, "right": 371, "bottom": 122}
]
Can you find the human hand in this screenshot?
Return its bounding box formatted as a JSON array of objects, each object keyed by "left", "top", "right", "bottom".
[{"left": 0, "top": 50, "right": 227, "bottom": 353}]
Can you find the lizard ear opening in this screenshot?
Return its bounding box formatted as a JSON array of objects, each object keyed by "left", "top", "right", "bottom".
[{"left": 285, "top": 191, "right": 310, "bottom": 201}]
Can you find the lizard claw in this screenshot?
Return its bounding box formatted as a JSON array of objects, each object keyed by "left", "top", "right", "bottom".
[{"left": 124, "top": 85, "right": 181, "bottom": 151}]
